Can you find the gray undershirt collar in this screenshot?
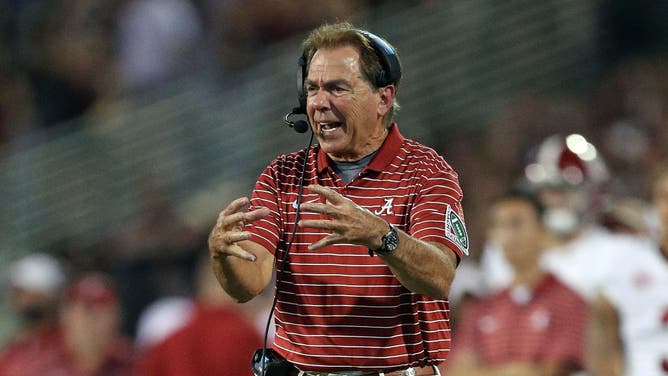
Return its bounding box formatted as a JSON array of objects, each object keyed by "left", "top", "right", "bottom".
[{"left": 330, "top": 151, "right": 378, "bottom": 184}]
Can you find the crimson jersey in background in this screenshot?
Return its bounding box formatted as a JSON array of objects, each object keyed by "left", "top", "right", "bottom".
[
  {"left": 0, "top": 328, "right": 132, "bottom": 376},
  {"left": 452, "top": 274, "right": 588, "bottom": 370},
  {"left": 134, "top": 303, "right": 261, "bottom": 376}
]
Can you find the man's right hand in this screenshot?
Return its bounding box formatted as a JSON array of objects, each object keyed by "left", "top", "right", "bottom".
[{"left": 208, "top": 197, "right": 270, "bottom": 262}]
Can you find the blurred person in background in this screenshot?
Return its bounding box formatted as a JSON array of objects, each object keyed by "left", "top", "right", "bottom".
[
  {"left": 54, "top": 273, "right": 133, "bottom": 376},
  {"left": 592, "top": 58, "right": 668, "bottom": 199},
  {"left": 0, "top": 253, "right": 65, "bottom": 375},
  {"left": 9, "top": 0, "right": 116, "bottom": 128},
  {"left": 447, "top": 191, "right": 588, "bottom": 376},
  {"left": 480, "top": 134, "right": 628, "bottom": 301},
  {"left": 114, "top": 0, "right": 204, "bottom": 93},
  {"left": 134, "top": 253, "right": 261, "bottom": 376},
  {"left": 0, "top": 271, "right": 133, "bottom": 376},
  {"left": 213, "top": 0, "right": 365, "bottom": 74},
  {"left": 588, "top": 163, "right": 668, "bottom": 376},
  {"left": 111, "top": 181, "right": 202, "bottom": 338}
]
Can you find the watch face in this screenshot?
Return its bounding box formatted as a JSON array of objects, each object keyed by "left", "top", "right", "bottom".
[{"left": 381, "top": 226, "right": 399, "bottom": 253}]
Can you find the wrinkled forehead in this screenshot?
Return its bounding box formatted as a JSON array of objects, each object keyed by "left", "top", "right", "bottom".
[{"left": 307, "top": 46, "right": 363, "bottom": 81}]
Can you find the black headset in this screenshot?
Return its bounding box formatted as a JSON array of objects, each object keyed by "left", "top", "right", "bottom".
[{"left": 283, "top": 29, "right": 402, "bottom": 133}]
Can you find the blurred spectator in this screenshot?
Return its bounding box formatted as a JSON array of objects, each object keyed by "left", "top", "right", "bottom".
[
  {"left": 480, "top": 134, "right": 626, "bottom": 301},
  {"left": 56, "top": 273, "right": 134, "bottom": 375},
  {"left": 0, "top": 271, "right": 133, "bottom": 376},
  {"left": 446, "top": 191, "right": 588, "bottom": 376},
  {"left": 588, "top": 163, "right": 668, "bottom": 376},
  {"left": 15, "top": 0, "right": 115, "bottom": 128},
  {"left": 0, "top": 68, "right": 34, "bottom": 144},
  {"left": 114, "top": 0, "right": 204, "bottom": 93},
  {"left": 111, "top": 181, "right": 202, "bottom": 337},
  {"left": 213, "top": 0, "right": 366, "bottom": 73},
  {"left": 591, "top": 58, "right": 668, "bottom": 198},
  {"left": 4, "top": 253, "right": 65, "bottom": 334},
  {"left": 134, "top": 297, "right": 193, "bottom": 350},
  {"left": 134, "top": 253, "right": 262, "bottom": 376},
  {"left": 0, "top": 253, "right": 65, "bottom": 375}
]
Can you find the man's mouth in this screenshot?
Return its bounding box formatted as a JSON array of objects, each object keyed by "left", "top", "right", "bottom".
[{"left": 318, "top": 122, "right": 343, "bottom": 134}]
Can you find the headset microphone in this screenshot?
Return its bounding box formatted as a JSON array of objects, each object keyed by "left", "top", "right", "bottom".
[{"left": 283, "top": 107, "right": 309, "bottom": 133}]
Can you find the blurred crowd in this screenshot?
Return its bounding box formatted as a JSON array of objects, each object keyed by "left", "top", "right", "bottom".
[
  {"left": 0, "top": 250, "right": 271, "bottom": 375},
  {"left": 1, "top": 1, "right": 668, "bottom": 375},
  {"left": 0, "top": 0, "right": 383, "bottom": 145}
]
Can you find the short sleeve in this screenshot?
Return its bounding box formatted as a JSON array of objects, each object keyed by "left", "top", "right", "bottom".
[
  {"left": 245, "top": 163, "right": 283, "bottom": 255},
  {"left": 409, "top": 168, "right": 468, "bottom": 260}
]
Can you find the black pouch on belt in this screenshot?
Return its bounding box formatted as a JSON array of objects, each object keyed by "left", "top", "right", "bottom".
[{"left": 251, "top": 348, "right": 294, "bottom": 376}]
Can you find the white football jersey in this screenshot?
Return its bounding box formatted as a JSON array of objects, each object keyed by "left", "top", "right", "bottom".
[
  {"left": 540, "top": 227, "right": 627, "bottom": 301},
  {"left": 599, "top": 237, "right": 668, "bottom": 376},
  {"left": 481, "top": 227, "right": 625, "bottom": 299}
]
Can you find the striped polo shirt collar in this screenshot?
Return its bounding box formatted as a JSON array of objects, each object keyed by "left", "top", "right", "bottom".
[{"left": 316, "top": 123, "right": 405, "bottom": 174}]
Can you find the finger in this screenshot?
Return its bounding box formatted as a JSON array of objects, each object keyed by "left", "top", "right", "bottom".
[
  {"left": 221, "top": 231, "right": 251, "bottom": 244},
  {"left": 219, "top": 207, "right": 271, "bottom": 229},
  {"left": 298, "top": 219, "right": 341, "bottom": 231},
  {"left": 307, "top": 185, "right": 345, "bottom": 205},
  {"left": 309, "top": 234, "right": 345, "bottom": 250},
  {"left": 300, "top": 203, "right": 339, "bottom": 217},
  {"left": 218, "top": 211, "right": 246, "bottom": 228},
  {"left": 217, "top": 244, "right": 257, "bottom": 262},
  {"left": 217, "top": 197, "right": 249, "bottom": 226},
  {"left": 222, "top": 197, "right": 250, "bottom": 217}
]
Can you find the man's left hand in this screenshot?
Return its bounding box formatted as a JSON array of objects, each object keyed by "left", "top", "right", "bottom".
[{"left": 298, "top": 184, "right": 388, "bottom": 251}]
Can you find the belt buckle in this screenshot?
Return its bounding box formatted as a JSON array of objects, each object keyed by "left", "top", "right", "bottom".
[{"left": 403, "top": 368, "right": 416, "bottom": 376}]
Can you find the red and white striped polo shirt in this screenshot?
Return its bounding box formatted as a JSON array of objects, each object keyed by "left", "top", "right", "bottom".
[
  {"left": 246, "top": 124, "right": 467, "bottom": 373},
  {"left": 451, "top": 273, "right": 588, "bottom": 369}
]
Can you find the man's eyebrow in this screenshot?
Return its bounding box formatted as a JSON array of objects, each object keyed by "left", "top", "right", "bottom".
[{"left": 305, "top": 78, "right": 351, "bottom": 87}]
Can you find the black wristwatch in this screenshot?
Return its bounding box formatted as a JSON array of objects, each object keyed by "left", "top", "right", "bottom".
[{"left": 369, "top": 224, "right": 399, "bottom": 256}]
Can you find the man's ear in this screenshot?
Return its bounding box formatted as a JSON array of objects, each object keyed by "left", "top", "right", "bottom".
[{"left": 377, "top": 85, "right": 396, "bottom": 118}]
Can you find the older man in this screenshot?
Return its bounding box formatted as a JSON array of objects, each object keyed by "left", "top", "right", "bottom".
[{"left": 208, "top": 22, "right": 468, "bottom": 375}]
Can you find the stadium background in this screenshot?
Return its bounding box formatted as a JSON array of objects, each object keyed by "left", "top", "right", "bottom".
[{"left": 0, "top": 0, "right": 667, "bottom": 346}]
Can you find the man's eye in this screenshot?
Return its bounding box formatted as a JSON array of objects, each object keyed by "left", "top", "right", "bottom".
[
  {"left": 306, "top": 86, "right": 318, "bottom": 94},
  {"left": 333, "top": 87, "right": 347, "bottom": 93}
]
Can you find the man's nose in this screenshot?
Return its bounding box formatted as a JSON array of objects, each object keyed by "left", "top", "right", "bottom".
[{"left": 310, "top": 89, "right": 331, "bottom": 111}]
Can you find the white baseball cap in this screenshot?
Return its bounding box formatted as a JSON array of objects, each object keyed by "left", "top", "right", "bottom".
[{"left": 8, "top": 253, "right": 65, "bottom": 297}]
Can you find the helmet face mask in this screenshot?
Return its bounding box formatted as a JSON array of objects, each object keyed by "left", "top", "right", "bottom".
[
  {"left": 539, "top": 187, "right": 588, "bottom": 237},
  {"left": 520, "top": 134, "right": 609, "bottom": 237}
]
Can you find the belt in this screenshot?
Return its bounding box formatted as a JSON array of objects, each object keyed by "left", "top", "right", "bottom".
[{"left": 292, "top": 364, "right": 440, "bottom": 376}]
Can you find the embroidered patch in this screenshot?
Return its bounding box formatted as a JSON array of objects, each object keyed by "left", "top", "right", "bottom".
[{"left": 445, "top": 205, "right": 469, "bottom": 256}]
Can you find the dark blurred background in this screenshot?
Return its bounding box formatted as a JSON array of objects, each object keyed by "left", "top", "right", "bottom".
[{"left": 0, "top": 0, "right": 667, "bottom": 359}]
